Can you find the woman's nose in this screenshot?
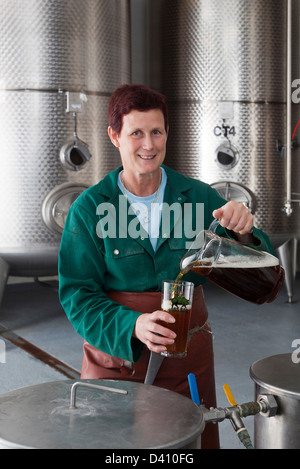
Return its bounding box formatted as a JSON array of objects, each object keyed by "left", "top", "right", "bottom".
[{"left": 142, "top": 134, "right": 154, "bottom": 149}]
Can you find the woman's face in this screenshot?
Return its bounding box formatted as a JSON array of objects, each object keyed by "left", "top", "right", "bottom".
[{"left": 109, "top": 109, "right": 168, "bottom": 177}]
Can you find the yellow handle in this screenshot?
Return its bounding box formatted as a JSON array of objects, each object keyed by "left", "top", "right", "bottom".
[{"left": 223, "top": 384, "right": 238, "bottom": 406}]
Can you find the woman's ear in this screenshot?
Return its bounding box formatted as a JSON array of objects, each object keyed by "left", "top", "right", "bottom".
[{"left": 108, "top": 126, "right": 120, "bottom": 148}]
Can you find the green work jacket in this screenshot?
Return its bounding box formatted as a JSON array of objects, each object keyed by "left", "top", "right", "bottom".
[{"left": 58, "top": 165, "right": 274, "bottom": 362}]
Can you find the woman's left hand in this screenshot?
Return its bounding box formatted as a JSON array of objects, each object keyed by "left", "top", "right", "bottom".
[{"left": 213, "top": 201, "right": 254, "bottom": 235}]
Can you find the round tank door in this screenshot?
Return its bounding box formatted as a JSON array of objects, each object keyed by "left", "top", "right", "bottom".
[
  {"left": 60, "top": 139, "right": 92, "bottom": 171},
  {"left": 215, "top": 144, "right": 239, "bottom": 169},
  {"left": 41, "top": 183, "right": 89, "bottom": 235},
  {"left": 211, "top": 181, "right": 256, "bottom": 213}
]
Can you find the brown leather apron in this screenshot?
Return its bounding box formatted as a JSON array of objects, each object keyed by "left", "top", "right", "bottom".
[{"left": 81, "top": 286, "right": 219, "bottom": 449}]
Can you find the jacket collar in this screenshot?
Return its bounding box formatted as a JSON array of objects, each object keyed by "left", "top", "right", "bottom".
[
  {"left": 97, "top": 164, "right": 192, "bottom": 203},
  {"left": 96, "top": 165, "right": 192, "bottom": 255}
]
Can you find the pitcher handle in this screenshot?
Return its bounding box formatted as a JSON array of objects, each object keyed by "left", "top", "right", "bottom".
[{"left": 208, "top": 218, "right": 220, "bottom": 233}]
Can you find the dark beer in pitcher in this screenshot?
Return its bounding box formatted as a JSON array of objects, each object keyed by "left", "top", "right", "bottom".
[
  {"left": 190, "top": 257, "right": 284, "bottom": 304},
  {"left": 180, "top": 229, "right": 285, "bottom": 305}
]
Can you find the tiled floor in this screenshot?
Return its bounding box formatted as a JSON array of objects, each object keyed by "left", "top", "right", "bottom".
[{"left": 0, "top": 274, "right": 299, "bottom": 449}]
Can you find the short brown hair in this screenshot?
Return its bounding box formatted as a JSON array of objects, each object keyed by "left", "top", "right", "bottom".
[{"left": 107, "top": 84, "right": 169, "bottom": 135}]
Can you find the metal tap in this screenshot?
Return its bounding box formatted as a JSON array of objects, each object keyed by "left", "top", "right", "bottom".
[{"left": 188, "top": 375, "right": 278, "bottom": 449}]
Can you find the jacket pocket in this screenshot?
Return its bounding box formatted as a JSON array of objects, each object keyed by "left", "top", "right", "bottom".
[{"left": 102, "top": 239, "right": 150, "bottom": 290}]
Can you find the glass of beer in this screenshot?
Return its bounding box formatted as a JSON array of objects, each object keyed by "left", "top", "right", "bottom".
[{"left": 160, "top": 280, "right": 194, "bottom": 358}]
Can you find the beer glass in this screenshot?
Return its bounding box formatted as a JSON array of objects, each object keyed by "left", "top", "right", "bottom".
[
  {"left": 160, "top": 280, "right": 194, "bottom": 358},
  {"left": 180, "top": 230, "right": 284, "bottom": 305}
]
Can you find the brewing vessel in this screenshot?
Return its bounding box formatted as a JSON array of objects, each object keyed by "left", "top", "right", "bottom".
[
  {"left": 250, "top": 353, "right": 300, "bottom": 449},
  {"left": 0, "top": 380, "right": 204, "bottom": 449},
  {"left": 0, "top": 0, "right": 130, "bottom": 280}
]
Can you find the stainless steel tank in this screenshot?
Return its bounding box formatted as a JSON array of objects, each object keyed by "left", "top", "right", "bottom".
[
  {"left": 0, "top": 380, "right": 204, "bottom": 449},
  {"left": 250, "top": 353, "right": 300, "bottom": 449},
  {"left": 148, "top": 0, "right": 300, "bottom": 301},
  {"left": 0, "top": 0, "right": 130, "bottom": 281}
]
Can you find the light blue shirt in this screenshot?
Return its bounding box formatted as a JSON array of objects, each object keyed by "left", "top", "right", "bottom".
[{"left": 118, "top": 167, "right": 167, "bottom": 251}]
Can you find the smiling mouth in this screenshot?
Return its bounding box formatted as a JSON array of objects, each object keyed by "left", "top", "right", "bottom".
[{"left": 138, "top": 154, "right": 156, "bottom": 160}]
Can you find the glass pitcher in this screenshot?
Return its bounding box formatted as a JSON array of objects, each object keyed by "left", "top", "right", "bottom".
[{"left": 180, "top": 221, "right": 285, "bottom": 305}]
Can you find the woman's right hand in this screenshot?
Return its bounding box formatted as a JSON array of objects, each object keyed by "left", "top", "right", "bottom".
[{"left": 133, "top": 311, "right": 176, "bottom": 353}]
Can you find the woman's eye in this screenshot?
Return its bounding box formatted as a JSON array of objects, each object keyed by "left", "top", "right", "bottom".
[{"left": 132, "top": 130, "right": 140, "bottom": 136}]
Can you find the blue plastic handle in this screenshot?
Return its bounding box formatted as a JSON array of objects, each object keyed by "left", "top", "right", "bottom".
[{"left": 188, "top": 373, "right": 200, "bottom": 406}]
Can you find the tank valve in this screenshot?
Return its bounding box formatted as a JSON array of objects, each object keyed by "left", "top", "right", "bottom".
[
  {"left": 189, "top": 376, "right": 278, "bottom": 450},
  {"left": 222, "top": 384, "right": 255, "bottom": 449},
  {"left": 221, "top": 385, "right": 278, "bottom": 448}
]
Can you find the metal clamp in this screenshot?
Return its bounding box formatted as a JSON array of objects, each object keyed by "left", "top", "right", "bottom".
[{"left": 69, "top": 382, "right": 128, "bottom": 409}]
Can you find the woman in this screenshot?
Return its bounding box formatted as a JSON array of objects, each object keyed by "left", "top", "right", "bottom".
[{"left": 58, "top": 84, "right": 274, "bottom": 448}]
